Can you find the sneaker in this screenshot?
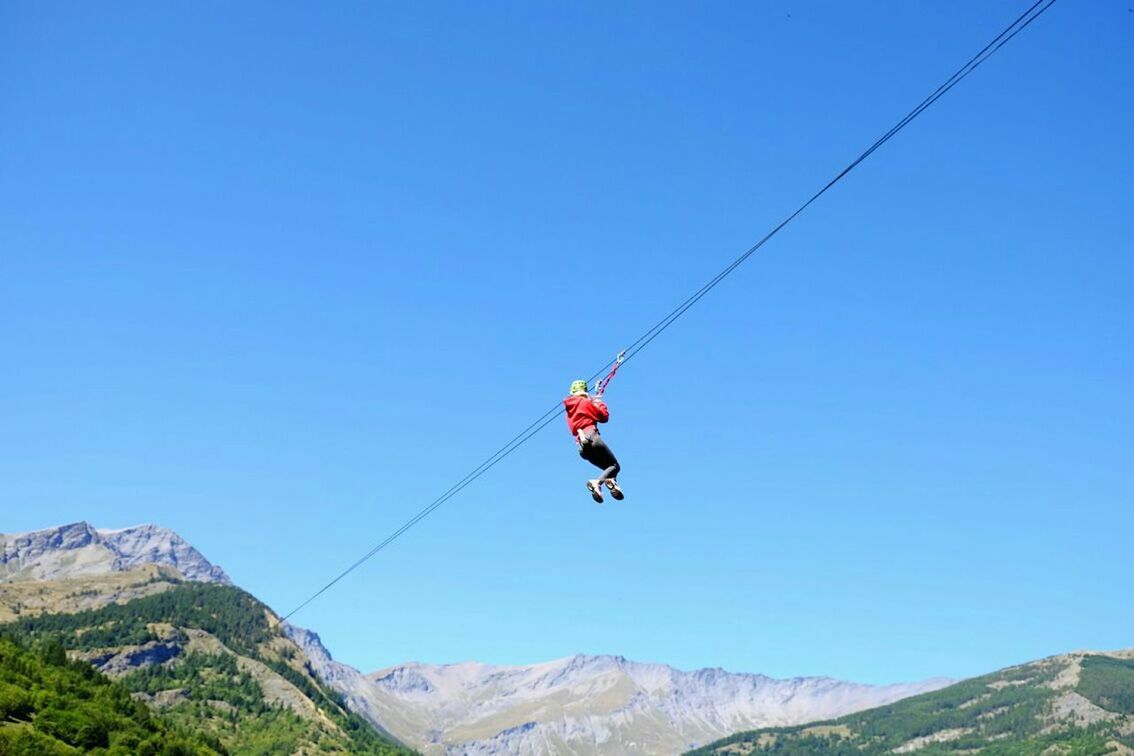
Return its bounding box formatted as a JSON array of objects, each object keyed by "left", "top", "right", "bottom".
[
  {"left": 605, "top": 479, "right": 624, "bottom": 501},
  {"left": 586, "top": 480, "right": 604, "bottom": 503}
]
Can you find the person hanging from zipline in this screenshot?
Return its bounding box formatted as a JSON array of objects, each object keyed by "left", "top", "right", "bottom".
[{"left": 564, "top": 353, "right": 625, "bottom": 503}]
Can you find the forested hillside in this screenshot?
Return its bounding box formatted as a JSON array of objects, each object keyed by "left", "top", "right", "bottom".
[
  {"left": 0, "top": 633, "right": 220, "bottom": 755},
  {"left": 1, "top": 582, "right": 412, "bottom": 755}
]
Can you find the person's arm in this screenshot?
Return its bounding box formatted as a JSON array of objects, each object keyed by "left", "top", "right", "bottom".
[{"left": 591, "top": 398, "right": 610, "bottom": 423}]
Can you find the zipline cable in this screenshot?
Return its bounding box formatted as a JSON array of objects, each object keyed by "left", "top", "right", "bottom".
[
  {"left": 276, "top": 364, "right": 616, "bottom": 623},
  {"left": 276, "top": 0, "right": 1057, "bottom": 624},
  {"left": 615, "top": 0, "right": 1056, "bottom": 368}
]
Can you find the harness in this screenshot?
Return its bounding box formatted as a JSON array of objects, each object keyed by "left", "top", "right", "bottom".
[
  {"left": 574, "top": 351, "right": 626, "bottom": 447},
  {"left": 576, "top": 426, "right": 599, "bottom": 447}
]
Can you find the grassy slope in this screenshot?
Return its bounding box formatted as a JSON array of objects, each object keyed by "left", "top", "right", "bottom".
[
  {"left": 0, "top": 564, "right": 183, "bottom": 623},
  {"left": 1, "top": 583, "right": 413, "bottom": 756},
  {"left": 688, "top": 652, "right": 1134, "bottom": 755}
]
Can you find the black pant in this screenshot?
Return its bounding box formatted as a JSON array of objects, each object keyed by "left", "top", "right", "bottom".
[{"left": 579, "top": 431, "right": 620, "bottom": 482}]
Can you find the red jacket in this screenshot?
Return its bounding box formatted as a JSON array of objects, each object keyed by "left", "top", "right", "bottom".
[{"left": 564, "top": 395, "right": 609, "bottom": 438}]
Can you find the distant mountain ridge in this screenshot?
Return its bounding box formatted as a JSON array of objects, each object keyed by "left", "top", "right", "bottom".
[
  {"left": 689, "top": 648, "right": 1134, "bottom": 754},
  {"left": 0, "top": 521, "right": 230, "bottom": 584},
  {"left": 289, "top": 628, "right": 951, "bottom": 755}
]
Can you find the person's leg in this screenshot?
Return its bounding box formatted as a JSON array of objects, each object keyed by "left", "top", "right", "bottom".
[
  {"left": 583, "top": 435, "right": 620, "bottom": 483},
  {"left": 578, "top": 444, "right": 605, "bottom": 502}
]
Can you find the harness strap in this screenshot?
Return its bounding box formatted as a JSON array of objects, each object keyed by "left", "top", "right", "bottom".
[{"left": 594, "top": 350, "right": 626, "bottom": 397}]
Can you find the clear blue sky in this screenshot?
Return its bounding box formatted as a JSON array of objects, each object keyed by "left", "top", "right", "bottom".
[{"left": 2, "top": 1, "right": 1131, "bottom": 685}]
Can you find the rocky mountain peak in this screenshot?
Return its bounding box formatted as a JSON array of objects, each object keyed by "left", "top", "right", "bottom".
[{"left": 0, "top": 521, "right": 230, "bottom": 584}]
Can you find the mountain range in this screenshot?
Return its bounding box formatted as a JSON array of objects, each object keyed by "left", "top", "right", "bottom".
[
  {"left": 13, "top": 522, "right": 1128, "bottom": 754},
  {"left": 290, "top": 626, "right": 947, "bottom": 754},
  {"left": 0, "top": 521, "right": 952, "bottom": 754}
]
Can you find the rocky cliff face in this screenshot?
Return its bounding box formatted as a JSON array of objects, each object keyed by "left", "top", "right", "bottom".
[
  {"left": 285, "top": 624, "right": 420, "bottom": 744},
  {"left": 0, "top": 521, "right": 230, "bottom": 584}
]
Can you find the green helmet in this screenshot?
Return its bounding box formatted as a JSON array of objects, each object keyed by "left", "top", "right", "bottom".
[{"left": 570, "top": 379, "right": 589, "bottom": 395}]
